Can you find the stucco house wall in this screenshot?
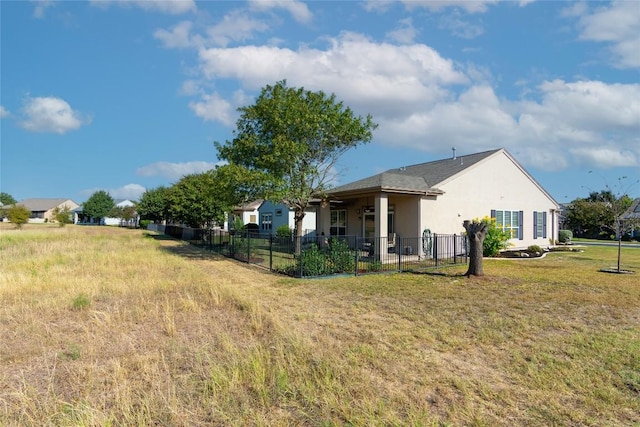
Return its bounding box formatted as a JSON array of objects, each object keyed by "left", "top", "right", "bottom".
[
  {"left": 16, "top": 198, "right": 80, "bottom": 224},
  {"left": 318, "top": 148, "right": 559, "bottom": 254},
  {"left": 420, "top": 152, "right": 558, "bottom": 248}
]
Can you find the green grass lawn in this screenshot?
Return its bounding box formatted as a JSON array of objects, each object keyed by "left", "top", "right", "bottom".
[{"left": 1, "top": 224, "right": 638, "bottom": 426}]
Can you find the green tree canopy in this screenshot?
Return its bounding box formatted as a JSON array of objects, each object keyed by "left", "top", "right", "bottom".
[
  {"left": 137, "top": 186, "right": 170, "bottom": 223},
  {"left": 82, "top": 190, "right": 115, "bottom": 223},
  {"left": 566, "top": 190, "right": 634, "bottom": 239},
  {"left": 0, "top": 192, "right": 17, "bottom": 205},
  {"left": 215, "top": 80, "right": 377, "bottom": 242},
  {"left": 52, "top": 206, "right": 74, "bottom": 227},
  {"left": 167, "top": 167, "right": 244, "bottom": 229},
  {"left": 7, "top": 205, "right": 31, "bottom": 229}
]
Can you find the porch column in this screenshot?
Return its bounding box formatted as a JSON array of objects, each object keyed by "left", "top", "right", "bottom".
[
  {"left": 375, "top": 193, "right": 388, "bottom": 257},
  {"left": 318, "top": 200, "right": 331, "bottom": 248}
]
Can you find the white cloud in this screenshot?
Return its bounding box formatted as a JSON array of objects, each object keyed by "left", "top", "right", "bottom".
[
  {"left": 438, "top": 15, "right": 484, "bottom": 39},
  {"left": 576, "top": 0, "right": 640, "bottom": 68},
  {"left": 137, "top": 161, "right": 219, "bottom": 181},
  {"left": 19, "top": 96, "right": 89, "bottom": 134},
  {"left": 570, "top": 147, "right": 638, "bottom": 168},
  {"left": 386, "top": 18, "right": 418, "bottom": 44},
  {"left": 189, "top": 92, "right": 234, "bottom": 126},
  {"left": 90, "top": 0, "right": 196, "bottom": 15},
  {"left": 205, "top": 10, "right": 270, "bottom": 47},
  {"left": 79, "top": 184, "right": 146, "bottom": 201},
  {"left": 32, "top": 0, "right": 55, "bottom": 19},
  {"left": 196, "top": 32, "right": 467, "bottom": 120},
  {"left": 110, "top": 184, "right": 147, "bottom": 200},
  {"left": 249, "top": 0, "right": 312, "bottom": 24},
  {"left": 154, "top": 21, "right": 198, "bottom": 49},
  {"left": 400, "top": 0, "right": 499, "bottom": 14},
  {"left": 0, "top": 106, "right": 10, "bottom": 118}
]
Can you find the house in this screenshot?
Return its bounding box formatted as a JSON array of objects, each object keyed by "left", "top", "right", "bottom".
[
  {"left": 315, "top": 148, "right": 560, "bottom": 255},
  {"left": 229, "top": 200, "right": 263, "bottom": 230},
  {"left": 14, "top": 198, "right": 80, "bottom": 224},
  {"left": 77, "top": 199, "right": 138, "bottom": 226},
  {"left": 257, "top": 200, "right": 317, "bottom": 236},
  {"left": 620, "top": 198, "right": 640, "bottom": 239}
]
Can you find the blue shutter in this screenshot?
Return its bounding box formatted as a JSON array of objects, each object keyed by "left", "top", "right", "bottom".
[
  {"left": 533, "top": 211, "right": 538, "bottom": 239},
  {"left": 543, "top": 212, "right": 547, "bottom": 239},
  {"left": 518, "top": 211, "right": 524, "bottom": 240},
  {"left": 490, "top": 209, "right": 496, "bottom": 219}
]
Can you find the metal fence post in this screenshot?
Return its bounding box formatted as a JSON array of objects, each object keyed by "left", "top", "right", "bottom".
[
  {"left": 434, "top": 233, "right": 438, "bottom": 267},
  {"left": 453, "top": 234, "right": 457, "bottom": 264},
  {"left": 269, "top": 234, "right": 273, "bottom": 272},
  {"left": 396, "top": 236, "right": 402, "bottom": 273}
]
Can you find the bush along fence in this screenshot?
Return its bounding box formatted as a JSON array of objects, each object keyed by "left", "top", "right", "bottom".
[{"left": 148, "top": 224, "right": 468, "bottom": 278}]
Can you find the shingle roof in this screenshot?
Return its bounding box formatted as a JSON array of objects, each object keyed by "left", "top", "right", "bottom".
[
  {"left": 18, "top": 198, "right": 77, "bottom": 211},
  {"left": 621, "top": 198, "right": 640, "bottom": 220},
  {"left": 328, "top": 149, "right": 502, "bottom": 196}
]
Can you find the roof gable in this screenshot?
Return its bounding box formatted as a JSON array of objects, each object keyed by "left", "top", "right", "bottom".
[
  {"left": 18, "top": 198, "right": 78, "bottom": 211},
  {"left": 329, "top": 149, "right": 501, "bottom": 196}
]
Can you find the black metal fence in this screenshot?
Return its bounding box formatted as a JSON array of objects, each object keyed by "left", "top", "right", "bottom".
[{"left": 149, "top": 224, "right": 468, "bottom": 278}]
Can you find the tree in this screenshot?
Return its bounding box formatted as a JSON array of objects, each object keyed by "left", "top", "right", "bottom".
[
  {"left": 82, "top": 190, "right": 115, "bottom": 224},
  {"left": 137, "top": 186, "right": 171, "bottom": 223},
  {"left": 7, "top": 205, "right": 31, "bottom": 229},
  {"left": 566, "top": 190, "right": 633, "bottom": 239},
  {"left": 0, "top": 192, "right": 17, "bottom": 205},
  {"left": 166, "top": 167, "right": 242, "bottom": 229},
  {"left": 463, "top": 219, "right": 489, "bottom": 277},
  {"left": 52, "top": 206, "right": 74, "bottom": 227},
  {"left": 216, "top": 80, "right": 377, "bottom": 251}
]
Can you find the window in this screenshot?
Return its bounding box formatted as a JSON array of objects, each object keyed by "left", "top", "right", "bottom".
[
  {"left": 330, "top": 210, "right": 346, "bottom": 236},
  {"left": 261, "top": 213, "right": 272, "bottom": 231},
  {"left": 533, "top": 211, "right": 547, "bottom": 239},
  {"left": 491, "top": 210, "right": 523, "bottom": 240},
  {"left": 388, "top": 205, "right": 395, "bottom": 235}
]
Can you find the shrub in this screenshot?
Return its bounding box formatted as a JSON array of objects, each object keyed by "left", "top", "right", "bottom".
[
  {"left": 527, "top": 245, "right": 543, "bottom": 254},
  {"left": 276, "top": 224, "right": 292, "bottom": 239},
  {"left": 299, "top": 244, "right": 327, "bottom": 277},
  {"left": 483, "top": 217, "right": 511, "bottom": 257},
  {"left": 326, "top": 238, "right": 355, "bottom": 273},
  {"left": 7, "top": 205, "right": 31, "bottom": 229},
  {"left": 558, "top": 229, "right": 573, "bottom": 243},
  {"left": 139, "top": 219, "right": 152, "bottom": 229}
]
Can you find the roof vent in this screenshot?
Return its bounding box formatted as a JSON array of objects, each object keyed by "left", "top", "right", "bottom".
[{"left": 452, "top": 147, "right": 457, "bottom": 160}]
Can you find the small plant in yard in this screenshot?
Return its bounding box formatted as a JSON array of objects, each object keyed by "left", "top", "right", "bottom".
[
  {"left": 527, "top": 245, "right": 543, "bottom": 255},
  {"left": 62, "top": 344, "right": 81, "bottom": 361},
  {"left": 6, "top": 205, "right": 31, "bottom": 229},
  {"left": 482, "top": 216, "right": 511, "bottom": 257},
  {"left": 367, "top": 259, "right": 383, "bottom": 272},
  {"left": 559, "top": 229, "right": 573, "bottom": 244},
  {"left": 72, "top": 293, "right": 90, "bottom": 310}
]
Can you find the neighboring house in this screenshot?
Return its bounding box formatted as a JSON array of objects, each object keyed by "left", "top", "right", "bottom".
[
  {"left": 103, "top": 199, "right": 138, "bottom": 226},
  {"left": 77, "top": 199, "right": 138, "bottom": 226},
  {"left": 316, "top": 148, "right": 560, "bottom": 254},
  {"left": 14, "top": 198, "right": 80, "bottom": 224},
  {"left": 257, "top": 200, "right": 317, "bottom": 237},
  {"left": 620, "top": 198, "right": 640, "bottom": 239},
  {"left": 229, "top": 200, "right": 263, "bottom": 229}
]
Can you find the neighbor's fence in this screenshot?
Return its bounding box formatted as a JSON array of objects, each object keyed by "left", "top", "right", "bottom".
[{"left": 148, "top": 224, "right": 468, "bottom": 278}]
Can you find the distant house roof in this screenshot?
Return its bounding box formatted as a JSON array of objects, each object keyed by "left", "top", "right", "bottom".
[
  {"left": 233, "top": 200, "right": 263, "bottom": 212},
  {"left": 621, "top": 198, "right": 640, "bottom": 221},
  {"left": 328, "top": 149, "right": 502, "bottom": 197},
  {"left": 18, "top": 198, "right": 78, "bottom": 211}
]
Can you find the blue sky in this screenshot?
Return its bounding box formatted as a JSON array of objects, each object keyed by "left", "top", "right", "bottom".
[{"left": 1, "top": 0, "right": 639, "bottom": 205}]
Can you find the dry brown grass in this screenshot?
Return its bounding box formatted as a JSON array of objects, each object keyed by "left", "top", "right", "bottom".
[{"left": 1, "top": 223, "right": 638, "bottom": 426}]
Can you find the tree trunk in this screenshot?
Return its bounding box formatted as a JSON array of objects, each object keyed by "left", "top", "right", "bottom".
[
  {"left": 294, "top": 209, "right": 306, "bottom": 255},
  {"left": 463, "top": 220, "right": 489, "bottom": 277}
]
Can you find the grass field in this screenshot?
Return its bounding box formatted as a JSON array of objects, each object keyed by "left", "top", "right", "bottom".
[{"left": 1, "top": 224, "right": 639, "bottom": 426}]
